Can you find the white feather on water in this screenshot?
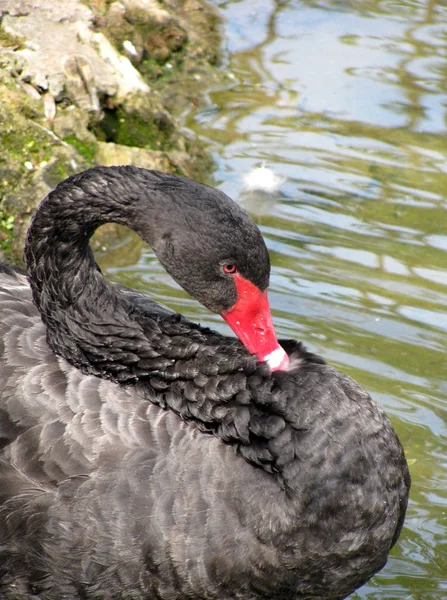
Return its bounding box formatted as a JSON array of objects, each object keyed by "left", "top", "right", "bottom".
[{"left": 243, "top": 165, "right": 284, "bottom": 193}]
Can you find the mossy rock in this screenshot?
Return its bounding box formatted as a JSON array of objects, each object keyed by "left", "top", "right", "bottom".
[
  {"left": 84, "top": 0, "right": 222, "bottom": 114},
  {"left": 0, "top": 71, "right": 90, "bottom": 263},
  {"left": 93, "top": 93, "right": 176, "bottom": 150},
  {"left": 0, "top": 0, "right": 222, "bottom": 263}
]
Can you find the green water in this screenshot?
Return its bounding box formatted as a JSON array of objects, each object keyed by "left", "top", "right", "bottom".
[{"left": 102, "top": 0, "right": 447, "bottom": 597}]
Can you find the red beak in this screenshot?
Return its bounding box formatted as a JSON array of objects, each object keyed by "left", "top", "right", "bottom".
[{"left": 221, "top": 274, "right": 289, "bottom": 371}]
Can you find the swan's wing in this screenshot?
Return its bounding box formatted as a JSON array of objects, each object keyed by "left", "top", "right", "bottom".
[
  {"left": 0, "top": 267, "right": 40, "bottom": 449},
  {"left": 0, "top": 268, "right": 191, "bottom": 483},
  {"left": 0, "top": 271, "right": 278, "bottom": 598},
  {"left": 0, "top": 267, "right": 141, "bottom": 479}
]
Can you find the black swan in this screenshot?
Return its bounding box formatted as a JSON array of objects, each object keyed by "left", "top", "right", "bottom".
[{"left": 0, "top": 166, "right": 410, "bottom": 600}]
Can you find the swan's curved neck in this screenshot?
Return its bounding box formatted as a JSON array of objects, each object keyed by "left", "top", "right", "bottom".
[
  {"left": 24, "top": 167, "right": 171, "bottom": 379},
  {"left": 25, "top": 167, "right": 157, "bottom": 306}
]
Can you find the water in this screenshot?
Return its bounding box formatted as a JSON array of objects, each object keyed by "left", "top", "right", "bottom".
[{"left": 100, "top": 1, "right": 447, "bottom": 597}]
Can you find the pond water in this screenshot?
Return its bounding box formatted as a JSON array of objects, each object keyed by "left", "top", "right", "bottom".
[{"left": 101, "top": 1, "right": 447, "bottom": 598}]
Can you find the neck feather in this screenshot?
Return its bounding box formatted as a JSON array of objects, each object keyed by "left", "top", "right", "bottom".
[
  {"left": 24, "top": 166, "right": 167, "bottom": 378},
  {"left": 25, "top": 166, "right": 158, "bottom": 302}
]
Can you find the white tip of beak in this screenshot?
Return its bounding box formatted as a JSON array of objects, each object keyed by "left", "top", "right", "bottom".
[{"left": 264, "top": 346, "right": 289, "bottom": 371}]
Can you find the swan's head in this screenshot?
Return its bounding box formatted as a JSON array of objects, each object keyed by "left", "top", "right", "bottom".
[{"left": 144, "top": 176, "right": 290, "bottom": 371}]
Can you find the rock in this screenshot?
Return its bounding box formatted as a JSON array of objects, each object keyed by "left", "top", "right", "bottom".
[
  {"left": 96, "top": 141, "right": 172, "bottom": 171},
  {"left": 1, "top": 0, "right": 150, "bottom": 108},
  {"left": 0, "top": 0, "right": 222, "bottom": 262}
]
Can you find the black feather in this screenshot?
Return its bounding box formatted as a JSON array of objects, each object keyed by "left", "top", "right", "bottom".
[{"left": 0, "top": 166, "right": 410, "bottom": 600}]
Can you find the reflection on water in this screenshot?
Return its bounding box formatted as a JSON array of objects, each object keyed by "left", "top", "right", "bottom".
[{"left": 102, "top": 1, "right": 447, "bottom": 598}]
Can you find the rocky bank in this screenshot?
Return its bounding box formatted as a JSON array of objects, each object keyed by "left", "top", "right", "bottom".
[{"left": 0, "top": 0, "right": 222, "bottom": 262}]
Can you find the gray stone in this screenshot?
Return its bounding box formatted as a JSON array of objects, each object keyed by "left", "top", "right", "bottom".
[{"left": 1, "top": 0, "right": 150, "bottom": 113}]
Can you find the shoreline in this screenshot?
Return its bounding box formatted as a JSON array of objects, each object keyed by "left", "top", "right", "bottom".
[{"left": 0, "top": 0, "right": 223, "bottom": 262}]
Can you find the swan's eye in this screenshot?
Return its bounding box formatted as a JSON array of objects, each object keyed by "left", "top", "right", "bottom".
[{"left": 223, "top": 263, "right": 237, "bottom": 274}]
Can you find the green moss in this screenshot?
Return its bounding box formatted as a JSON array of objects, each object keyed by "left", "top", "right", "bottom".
[
  {"left": 0, "top": 27, "right": 24, "bottom": 49},
  {"left": 0, "top": 70, "right": 96, "bottom": 262},
  {"left": 94, "top": 104, "right": 175, "bottom": 151},
  {"left": 0, "top": 212, "right": 15, "bottom": 253},
  {"left": 63, "top": 136, "right": 98, "bottom": 162},
  {"left": 139, "top": 55, "right": 165, "bottom": 80},
  {"left": 47, "top": 161, "right": 71, "bottom": 182},
  {"left": 0, "top": 83, "right": 48, "bottom": 202}
]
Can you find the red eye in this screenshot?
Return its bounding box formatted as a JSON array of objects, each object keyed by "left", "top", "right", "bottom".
[{"left": 223, "top": 263, "right": 237, "bottom": 274}]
